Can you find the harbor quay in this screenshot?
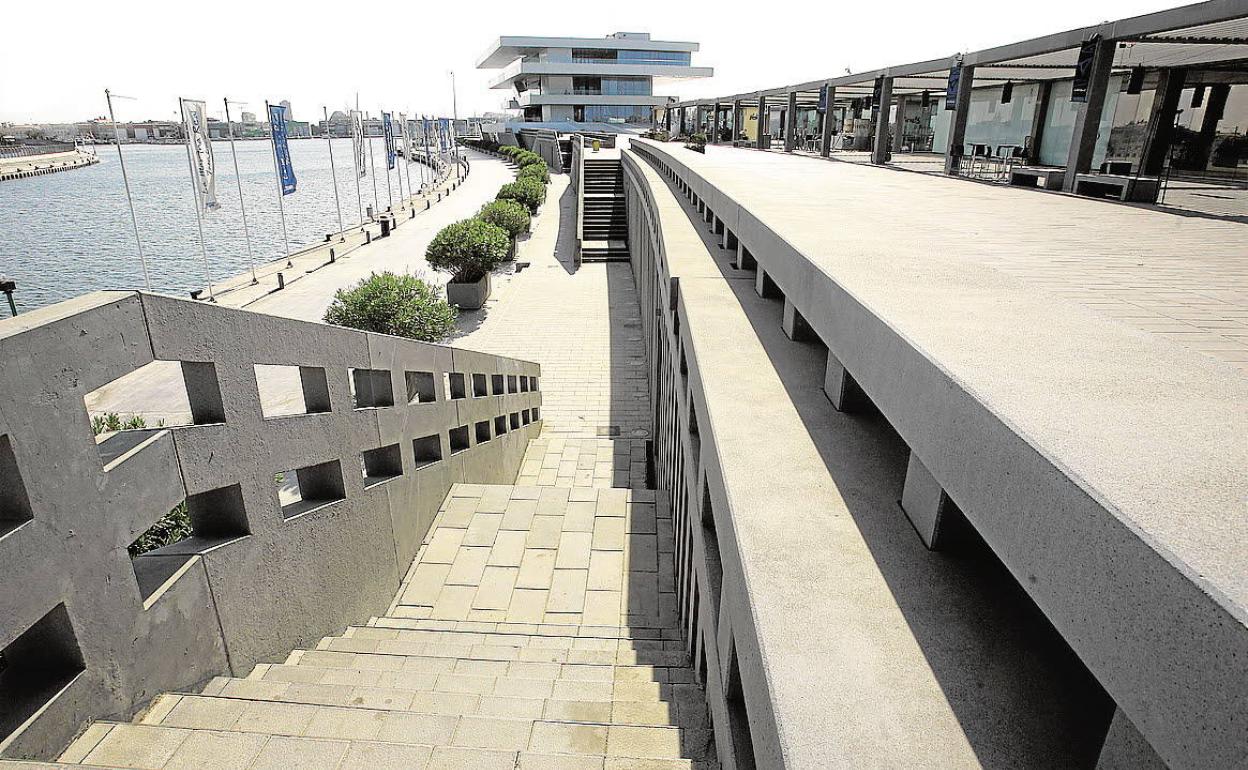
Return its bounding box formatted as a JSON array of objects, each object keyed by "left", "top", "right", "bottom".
[
  {"left": 0, "top": 3, "right": 1246, "bottom": 769},
  {"left": 0, "top": 145, "right": 99, "bottom": 182}
]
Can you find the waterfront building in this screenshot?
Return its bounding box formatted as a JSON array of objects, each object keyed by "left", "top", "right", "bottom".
[{"left": 477, "top": 31, "right": 712, "bottom": 126}]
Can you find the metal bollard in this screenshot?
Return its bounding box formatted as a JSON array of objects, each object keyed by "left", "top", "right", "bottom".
[
  {"left": 277, "top": 272, "right": 285, "bottom": 289},
  {"left": 328, "top": 248, "right": 336, "bottom": 263}
]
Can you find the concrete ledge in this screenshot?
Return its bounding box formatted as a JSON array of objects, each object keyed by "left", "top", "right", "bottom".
[{"left": 628, "top": 138, "right": 1248, "bottom": 768}]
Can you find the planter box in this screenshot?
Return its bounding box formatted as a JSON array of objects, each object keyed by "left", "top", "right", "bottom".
[{"left": 446, "top": 274, "right": 490, "bottom": 310}]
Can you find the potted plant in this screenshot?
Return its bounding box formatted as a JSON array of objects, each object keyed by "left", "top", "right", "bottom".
[
  {"left": 478, "top": 199, "right": 531, "bottom": 260},
  {"left": 324, "top": 271, "right": 458, "bottom": 341},
  {"left": 425, "top": 218, "right": 509, "bottom": 310},
  {"left": 496, "top": 179, "right": 546, "bottom": 214},
  {"left": 685, "top": 133, "right": 707, "bottom": 154}
]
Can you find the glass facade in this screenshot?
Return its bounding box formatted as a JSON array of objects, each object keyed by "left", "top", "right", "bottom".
[
  {"left": 572, "top": 77, "right": 652, "bottom": 96},
  {"left": 577, "top": 105, "right": 652, "bottom": 124},
  {"left": 571, "top": 49, "right": 691, "bottom": 66}
]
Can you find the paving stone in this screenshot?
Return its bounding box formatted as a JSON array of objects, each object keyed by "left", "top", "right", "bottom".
[
  {"left": 250, "top": 735, "right": 348, "bottom": 770},
  {"left": 83, "top": 726, "right": 189, "bottom": 768},
  {"left": 162, "top": 729, "right": 267, "bottom": 770}
]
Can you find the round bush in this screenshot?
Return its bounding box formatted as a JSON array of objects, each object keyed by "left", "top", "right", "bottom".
[
  {"left": 497, "top": 179, "right": 547, "bottom": 214},
  {"left": 478, "top": 199, "right": 531, "bottom": 238},
  {"left": 517, "top": 163, "right": 549, "bottom": 184},
  {"left": 516, "top": 152, "right": 546, "bottom": 169},
  {"left": 324, "top": 271, "right": 458, "bottom": 341},
  {"left": 425, "top": 218, "right": 510, "bottom": 283},
  {"left": 500, "top": 146, "right": 521, "bottom": 158}
]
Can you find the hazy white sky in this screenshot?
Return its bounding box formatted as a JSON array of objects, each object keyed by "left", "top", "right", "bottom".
[{"left": 1, "top": 0, "right": 1182, "bottom": 124}]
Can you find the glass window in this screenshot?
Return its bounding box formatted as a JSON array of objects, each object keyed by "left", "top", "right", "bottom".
[
  {"left": 580, "top": 105, "right": 652, "bottom": 124},
  {"left": 619, "top": 50, "right": 691, "bottom": 66}
]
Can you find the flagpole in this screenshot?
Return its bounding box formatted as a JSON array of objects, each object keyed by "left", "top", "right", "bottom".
[
  {"left": 423, "top": 116, "right": 433, "bottom": 191},
  {"left": 179, "top": 97, "right": 215, "bottom": 302},
  {"left": 395, "top": 116, "right": 406, "bottom": 208},
  {"left": 105, "top": 88, "right": 150, "bottom": 291},
  {"left": 224, "top": 98, "right": 257, "bottom": 284},
  {"left": 366, "top": 112, "right": 380, "bottom": 216},
  {"left": 450, "top": 72, "right": 462, "bottom": 182},
  {"left": 352, "top": 96, "right": 364, "bottom": 224},
  {"left": 400, "top": 114, "right": 414, "bottom": 201},
  {"left": 323, "top": 105, "right": 345, "bottom": 238},
  {"left": 266, "top": 101, "right": 293, "bottom": 267},
  {"left": 413, "top": 114, "right": 425, "bottom": 192},
  {"left": 382, "top": 111, "right": 393, "bottom": 211}
]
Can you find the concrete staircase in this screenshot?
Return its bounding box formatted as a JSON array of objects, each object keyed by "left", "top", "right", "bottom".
[
  {"left": 30, "top": 479, "right": 713, "bottom": 769},
  {"left": 581, "top": 158, "right": 629, "bottom": 262}
]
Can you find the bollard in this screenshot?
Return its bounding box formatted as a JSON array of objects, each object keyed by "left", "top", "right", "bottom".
[
  {"left": 1, "top": 278, "right": 17, "bottom": 317},
  {"left": 329, "top": 248, "right": 336, "bottom": 263},
  {"left": 365, "top": 231, "right": 372, "bottom": 245},
  {"left": 380, "top": 217, "right": 391, "bottom": 237},
  {"left": 277, "top": 272, "right": 285, "bottom": 289}
]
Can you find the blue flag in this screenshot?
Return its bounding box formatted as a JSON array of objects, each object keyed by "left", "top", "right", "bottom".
[
  {"left": 268, "top": 104, "right": 297, "bottom": 195},
  {"left": 383, "top": 112, "right": 395, "bottom": 170}
]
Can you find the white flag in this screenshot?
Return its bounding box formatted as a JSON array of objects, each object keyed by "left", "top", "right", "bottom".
[
  {"left": 351, "top": 110, "right": 367, "bottom": 178},
  {"left": 180, "top": 99, "right": 219, "bottom": 212},
  {"left": 397, "top": 112, "right": 409, "bottom": 158}
]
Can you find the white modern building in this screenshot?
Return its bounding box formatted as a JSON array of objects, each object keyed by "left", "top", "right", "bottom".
[{"left": 476, "top": 32, "right": 712, "bottom": 126}]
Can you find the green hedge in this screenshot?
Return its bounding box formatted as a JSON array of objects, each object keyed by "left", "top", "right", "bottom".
[
  {"left": 478, "top": 199, "right": 531, "bottom": 239},
  {"left": 324, "top": 271, "right": 458, "bottom": 341},
  {"left": 426, "top": 218, "right": 510, "bottom": 283},
  {"left": 497, "top": 179, "right": 547, "bottom": 214},
  {"left": 517, "top": 163, "right": 549, "bottom": 184}
]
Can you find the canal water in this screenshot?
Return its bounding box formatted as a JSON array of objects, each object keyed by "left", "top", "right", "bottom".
[{"left": 0, "top": 138, "right": 436, "bottom": 312}]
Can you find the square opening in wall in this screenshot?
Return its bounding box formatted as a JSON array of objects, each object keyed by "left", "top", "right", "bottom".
[
  {"left": 509, "top": 412, "right": 521, "bottom": 431},
  {"left": 350, "top": 368, "right": 395, "bottom": 409},
  {"left": 277, "top": 459, "right": 347, "bottom": 519},
  {"left": 413, "top": 434, "right": 443, "bottom": 468},
  {"left": 254, "top": 364, "right": 331, "bottom": 418},
  {"left": 475, "top": 420, "right": 491, "bottom": 444},
  {"left": 494, "top": 415, "right": 508, "bottom": 436},
  {"left": 522, "top": 409, "right": 532, "bottom": 425},
  {"left": 361, "top": 444, "right": 403, "bottom": 488},
  {"left": 449, "top": 425, "right": 470, "bottom": 455},
  {"left": 0, "top": 604, "right": 85, "bottom": 743},
  {"left": 491, "top": 374, "right": 505, "bottom": 395},
  {"left": 472, "top": 374, "right": 488, "bottom": 398},
  {"left": 520, "top": 376, "right": 530, "bottom": 393},
  {"left": 446, "top": 373, "right": 467, "bottom": 400},
  {"left": 531, "top": 377, "right": 539, "bottom": 392},
  {"left": 532, "top": 407, "right": 541, "bottom": 422},
  {"left": 84, "top": 361, "right": 225, "bottom": 464},
  {"left": 0, "top": 434, "right": 34, "bottom": 540},
  {"left": 405, "top": 371, "right": 437, "bottom": 404},
  {"left": 507, "top": 375, "right": 518, "bottom": 394}
]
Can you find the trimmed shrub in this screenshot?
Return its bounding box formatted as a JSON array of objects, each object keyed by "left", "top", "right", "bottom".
[
  {"left": 426, "top": 218, "right": 510, "bottom": 283},
  {"left": 478, "top": 199, "right": 531, "bottom": 238},
  {"left": 496, "top": 179, "right": 547, "bottom": 214},
  {"left": 516, "top": 152, "right": 546, "bottom": 169},
  {"left": 517, "top": 163, "right": 549, "bottom": 184},
  {"left": 324, "top": 271, "right": 458, "bottom": 341},
  {"left": 499, "top": 145, "right": 521, "bottom": 158}
]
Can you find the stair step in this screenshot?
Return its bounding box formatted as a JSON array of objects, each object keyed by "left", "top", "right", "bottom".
[
  {"left": 61, "top": 721, "right": 713, "bottom": 769},
  {"left": 124, "top": 695, "right": 716, "bottom": 760},
  {"left": 195, "top": 677, "right": 709, "bottom": 729},
  {"left": 313, "top": 636, "right": 690, "bottom": 670},
  {"left": 342, "top": 627, "right": 689, "bottom": 661},
  {"left": 367, "top": 616, "right": 677, "bottom": 641}
]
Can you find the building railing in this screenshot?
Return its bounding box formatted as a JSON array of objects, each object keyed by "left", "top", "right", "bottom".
[
  {"left": 0, "top": 291, "right": 541, "bottom": 759},
  {"left": 0, "top": 142, "right": 77, "bottom": 159},
  {"left": 571, "top": 135, "right": 585, "bottom": 263}
]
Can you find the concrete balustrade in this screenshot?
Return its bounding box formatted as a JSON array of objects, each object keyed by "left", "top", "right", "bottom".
[{"left": 0, "top": 291, "right": 540, "bottom": 758}]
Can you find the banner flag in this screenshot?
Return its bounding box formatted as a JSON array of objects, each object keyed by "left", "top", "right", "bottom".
[
  {"left": 383, "top": 112, "right": 396, "bottom": 170},
  {"left": 398, "top": 112, "right": 409, "bottom": 158},
  {"left": 180, "top": 99, "right": 220, "bottom": 211},
  {"left": 945, "top": 65, "right": 962, "bottom": 111},
  {"left": 1070, "top": 36, "right": 1101, "bottom": 103},
  {"left": 817, "top": 84, "right": 828, "bottom": 114},
  {"left": 351, "top": 110, "right": 367, "bottom": 177},
  {"left": 268, "top": 103, "right": 297, "bottom": 195}
]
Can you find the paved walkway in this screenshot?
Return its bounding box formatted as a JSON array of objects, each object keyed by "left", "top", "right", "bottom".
[{"left": 694, "top": 142, "right": 1248, "bottom": 373}]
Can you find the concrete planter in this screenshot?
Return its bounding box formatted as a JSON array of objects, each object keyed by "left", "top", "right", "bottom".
[{"left": 446, "top": 274, "right": 491, "bottom": 310}]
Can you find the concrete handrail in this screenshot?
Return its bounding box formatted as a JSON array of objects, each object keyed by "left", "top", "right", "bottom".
[
  {"left": 0, "top": 291, "right": 542, "bottom": 758},
  {"left": 571, "top": 135, "right": 585, "bottom": 264}
]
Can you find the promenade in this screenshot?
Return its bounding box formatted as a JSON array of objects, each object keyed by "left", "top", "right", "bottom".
[{"left": 0, "top": 149, "right": 99, "bottom": 181}]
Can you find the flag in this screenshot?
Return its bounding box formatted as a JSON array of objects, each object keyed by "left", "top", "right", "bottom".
[
  {"left": 180, "top": 99, "right": 219, "bottom": 211},
  {"left": 351, "top": 110, "right": 366, "bottom": 178},
  {"left": 1071, "top": 36, "right": 1101, "bottom": 103},
  {"left": 383, "top": 112, "right": 396, "bottom": 170},
  {"left": 945, "top": 65, "right": 962, "bottom": 111},
  {"left": 268, "top": 103, "right": 297, "bottom": 195}
]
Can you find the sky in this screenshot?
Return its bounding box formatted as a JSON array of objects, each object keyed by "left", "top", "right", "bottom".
[{"left": 0, "top": 0, "right": 1186, "bottom": 125}]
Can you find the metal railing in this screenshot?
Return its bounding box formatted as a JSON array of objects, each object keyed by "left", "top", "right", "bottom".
[{"left": 0, "top": 142, "right": 77, "bottom": 159}]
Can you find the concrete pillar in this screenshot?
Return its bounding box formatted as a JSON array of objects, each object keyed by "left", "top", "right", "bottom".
[
  {"left": 820, "top": 85, "right": 836, "bottom": 157},
  {"left": 733, "top": 100, "right": 743, "bottom": 143},
  {"left": 735, "top": 242, "right": 756, "bottom": 271},
  {"left": 1028, "top": 81, "right": 1053, "bottom": 164},
  {"left": 1140, "top": 69, "right": 1186, "bottom": 175},
  {"left": 823, "top": 353, "right": 865, "bottom": 412},
  {"left": 1190, "top": 83, "right": 1230, "bottom": 171},
  {"left": 1096, "top": 708, "right": 1167, "bottom": 770},
  {"left": 900, "top": 451, "right": 952, "bottom": 549},
  {"left": 872, "top": 77, "right": 894, "bottom": 164},
  {"left": 1062, "top": 38, "right": 1116, "bottom": 191},
  {"left": 756, "top": 95, "right": 766, "bottom": 150},
  {"left": 785, "top": 91, "right": 799, "bottom": 152},
  {"left": 781, "top": 299, "right": 816, "bottom": 342},
  {"left": 891, "top": 95, "right": 907, "bottom": 153},
  {"left": 754, "top": 268, "right": 780, "bottom": 299},
  {"left": 944, "top": 64, "right": 975, "bottom": 175}
]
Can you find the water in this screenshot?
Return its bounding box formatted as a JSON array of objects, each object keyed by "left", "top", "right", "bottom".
[{"left": 0, "top": 138, "right": 436, "bottom": 311}]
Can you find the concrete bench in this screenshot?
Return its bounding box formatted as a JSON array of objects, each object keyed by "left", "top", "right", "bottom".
[
  {"left": 1073, "top": 173, "right": 1160, "bottom": 203},
  {"left": 1009, "top": 166, "right": 1066, "bottom": 189}
]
